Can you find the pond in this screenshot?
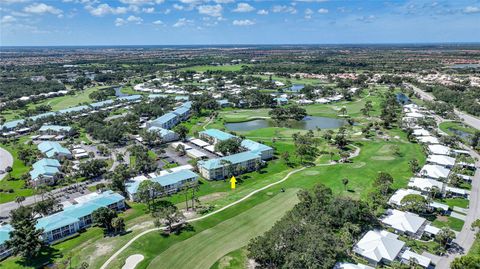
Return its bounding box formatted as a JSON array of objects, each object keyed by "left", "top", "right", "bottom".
[
  {"left": 114, "top": 86, "right": 128, "bottom": 97},
  {"left": 449, "top": 63, "right": 480, "bottom": 69},
  {"left": 448, "top": 127, "right": 473, "bottom": 143},
  {"left": 284, "top": 84, "right": 305, "bottom": 92},
  {"left": 396, "top": 92, "right": 411, "bottom": 105},
  {"left": 225, "top": 116, "right": 348, "bottom": 132}
]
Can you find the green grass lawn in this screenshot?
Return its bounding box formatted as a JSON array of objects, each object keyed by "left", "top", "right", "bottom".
[
  {"left": 432, "top": 216, "right": 465, "bottom": 232},
  {"left": 210, "top": 248, "right": 248, "bottom": 269},
  {"left": 0, "top": 136, "right": 35, "bottom": 203},
  {"left": 0, "top": 86, "right": 107, "bottom": 121},
  {"left": 439, "top": 121, "right": 478, "bottom": 138},
  {"left": 145, "top": 189, "right": 299, "bottom": 269},
  {"left": 435, "top": 197, "right": 470, "bottom": 209},
  {"left": 178, "top": 64, "right": 250, "bottom": 72}
]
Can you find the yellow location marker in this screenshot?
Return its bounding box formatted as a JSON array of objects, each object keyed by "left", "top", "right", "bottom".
[{"left": 230, "top": 176, "right": 237, "bottom": 189}]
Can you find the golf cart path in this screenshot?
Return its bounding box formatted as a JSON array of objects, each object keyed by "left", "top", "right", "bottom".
[
  {"left": 0, "top": 147, "right": 13, "bottom": 181},
  {"left": 100, "top": 142, "right": 362, "bottom": 269}
]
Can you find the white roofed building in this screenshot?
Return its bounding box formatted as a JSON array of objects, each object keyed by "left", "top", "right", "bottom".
[
  {"left": 381, "top": 209, "right": 426, "bottom": 237},
  {"left": 428, "top": 144, "right": 451, "bottom": 156},
  {"left": 353, "top": 230, "right": 405, "bottom": 266},
  {"left": 419, "top": 164, "right": 450, "bottom": 180},
  {"left": 427, "top": 155, "right": 456, "bottom": 168}
]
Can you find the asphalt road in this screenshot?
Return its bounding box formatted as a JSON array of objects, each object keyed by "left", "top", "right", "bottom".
[
  {"left": 407, "top": 83, "right": 480, "bottom": 130},
  {"left": 437, "top": 146, "right": 480, "bottom": 269},
  {"left": 0, "top": 147, "right": 13, "bottom": 181}
]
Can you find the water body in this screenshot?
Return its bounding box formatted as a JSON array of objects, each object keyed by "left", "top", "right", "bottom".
[
  {"left": 284, "top": 84, "right": 305, "bottom": 92},
  {"left": 396, "top": 92, "right": 411, "bottom": 105},
  {"left": 114, "top": 86, "right": 128, "bottom": 97},
  {"left": 448, "top": 127, "right": 473, "bottom": 143},
  {"left": 225, "top": 116, "right": 348, "bottom": 131},
  {"left": 449, "top": 63, "right": 480, "bottom": 69}
]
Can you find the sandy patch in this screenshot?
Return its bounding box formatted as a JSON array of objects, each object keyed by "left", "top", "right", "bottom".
[
  {"left": 129, "top": 221, "right": 153, "bottom": 231},
  {"left": 122, "top": 254, "right": 144, "bottom": 269},
  {"left": 199, "top": 192, "right": 228, "bottom": 203},
  {"left": 350, "top": 162, "right": 366, "bottom": 168}
]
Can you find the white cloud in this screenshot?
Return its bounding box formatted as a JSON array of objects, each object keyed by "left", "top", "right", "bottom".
[
  {"left": 173, "top": 17, "right": 193, "bottom": 27},
  {"left": 152, "top": 19, "right": 163, "bottom": 25},
  {"left": 357, "top": 15, "right": 376, "bottom": 23},
  {"left": 233, "top": 3, "right": 254, "bottom": 13},
  {"left": 463, "top": 6, "right": 480, "bottom": 14},
  {"left": 86, "top": 4, "right": 127, "bottom": 16},
  {"left": 173, "top": 4, "right": 184, "bottom": 10},
  {"left": 127, "top": 15, "right": 143, "bottom": 23},
  {"left": 214, "top": 0, "right": 234, "bottom": 3},
  {"left": 1, "top": 15, "right": 16, "bottom": 24},
  {"left": 23, "top": 3, "right": 63, "bottom": 15},
  {"left": 232, "top": 19, "right": 254, "bottom": 26},
  {"left": 115, "top": 15, "right": 143, "bottom": 26},
  {"left": 119, "top": 0, "right": 163, "bottom": 5},
  {"left": 115, "top": 17, "right": 127, "bottom": 26},
  {"left": 294, "top": 0, "right": 328, "bottom": 2},
  {"left": 2, "top": 0, "right": 30, "bottom": 4},
  {"left": 197, "top": 4, "right": 222, "bottom": 17},
  {"left": 317, "top": 8, "right": 328, "bottom": 14},
  {"left": 272, "top": 5, "right": 297, "bottom": 14},
  {"left": 257, "top": 9, "right": 268, "bottom": 15},
  {"left": 142, "top": 7, "right": 155, "bottom": 13},
  {"left": 304, "top": 8, "right": 313, "bottom": 19}
]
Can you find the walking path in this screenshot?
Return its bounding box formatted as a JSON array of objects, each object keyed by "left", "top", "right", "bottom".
[{"left": 0, "top": 147, "right": 13, "bottom": 181}]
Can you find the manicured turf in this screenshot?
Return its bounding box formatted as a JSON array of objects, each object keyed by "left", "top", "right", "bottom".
[
  {"left": 0, "top": 86, "right": 106, "bottom": 121},
  {"left": 145, "top": 189, "right": 299, "bottom": 269},
  {"left": 432, "top": 216, "right": 465, "bottom": 232},
  {"left": 210, "top": 248, "right": 248, "bottom": 269}
]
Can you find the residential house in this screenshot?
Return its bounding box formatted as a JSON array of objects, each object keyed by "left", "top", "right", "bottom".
[
  {"left": 353, "top": 230, "right": 405, "bottom": 266},
  {"left": 241, "top": 139, "right": 274, "bottom": 160},
  {"left": 381, "top": 209, "right": 426, "bottom": 237},
  {"left": 147, "top": 126, "right": 179, "bottom": 143},
  {"left": 427, "top": 155, "right": 456, "bottom": 168},
  {"left": 148, "top": 112, "right": 180, "bottom": 130},
  {"left": 199, "top": 129, "right": 236, "bottom": 145}
]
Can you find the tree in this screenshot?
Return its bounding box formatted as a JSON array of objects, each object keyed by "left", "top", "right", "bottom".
[
  {"left": 174, "top": 124, "right": 189, "bottom": 141},
  {"left": 449, "top": 174, "right": 464, "bottom": 187},
  {"left": 342, "top": 178, "right": 349, "bottom": 191},
  {"left": 78, "top": 159, "right": 108, "bottom": 179},
  {"left": 401, "top": 194, "right": 428, "bottom": 213},
  {"left": 451, "top": 255, "right": 480, "bottom": 269},
  {"left": 92, "top": 207, "right": 117, "bottom": 234},
  {"left": 215, "top": 137, "right": 242, "bottom": 155},
  {"left": 281, "top": 151, "right": 290, "bottom": 165},
  {"left": 339, "top": 107, "right": 347, "bottom": 116},
  {"left": 15, "top": 196, "right": 25, "bottom": 205},
  {"left": 7, "top": 206, "right": 44, "bottom": 259},
  {"left": 111, "top": 217, "right": 125, "bottom": 235},
  {"left": 409, "top": 159, "right": 420, "bottom": 174},
  {"left": 293, "top": 131, "right": 319, "bottom": 164},
  {"left": 373, "top": 172, "right": 394, "bottom": 196},
  {"left": 152, "top": 204, "right": 184, "bottom": 233},
  {"left": 435, "top": 227, "right": 455, "bottom": 250},
  {"left": 109, "top": 164, "right": 131, "bottom": 196},
  {"left": 361, "top": 100, "right": 373, "bottom": 116},
  {"left": 137, "top": 181, "right": 163, "bottom": 210}
]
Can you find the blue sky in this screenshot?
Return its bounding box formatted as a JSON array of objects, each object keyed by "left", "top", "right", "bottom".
[{"left": 1, "top": 0, "right": 479, "bottom": 46}]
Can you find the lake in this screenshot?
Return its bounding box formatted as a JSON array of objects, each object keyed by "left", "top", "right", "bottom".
[
  {"left": 396, "top": 92, "right": 411, "bottom": 105},
  {"left": 114, "top": 86, "right": 128, "bottom": 97},
  {"left": 449, "top": 63, "right": 480, "bottom": 69},
  {"left": 225, "top": 116, "right": 348, "bottom": 131}
]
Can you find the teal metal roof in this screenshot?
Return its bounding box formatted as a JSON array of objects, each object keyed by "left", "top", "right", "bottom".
[
  {"left": 181, "top": 101, "right": 192, "bottom": 109},
  {"left": 199, "top": 151, "right": 260, "bottom": 170},
  {"left": 151, "top": 112, "right": 178, "bottom": 126},
  {"left": 0, "top": 119, "right": 25, "bottom": 130},
  {"left": 30, "top": 158, "right": 61, "bottom": 180},
  {"left": 241, "top": 139, "right": 273, "bottom": 154},
  {"left": 36, "top": 213, "right": 78, "bottom": 232},
  {"left": 90, "top": 99, "right": 114, "bottom": 108},
  {"left": 148, "top": 126, "right": 175, "bottom": 137},
  {"left": 217, "top": 99, "right": 229, "bottom": 105},
  {"left": 200, "top": 129, "right": 235, "bottom": 141},
  {"left": 39, "top": 125, "right": 72, "bottom": 133},
  {"left": 174, "top": 96, "right": 189, "bottom": 101},
  {"left": 153, "top": 170, "right": 198, "bottom": 188},
  {"left": 38, "top": 141, "right": 71, "bottom": 158},
  {"left": 118, "top": 95, "right": 141, "bottom": 102},
  {"left": 172, "top": 106, "right": 189, "bottom": 116},
  {"left": 126, "top": 180, "right": 141, "bottom": 195},
  {"left": 30, "top": 112, "right": 57, "bottom": 121},
  {"left": 0, "top": 225, "right": 13, "bottom": 245},
  {"left": 58, "top": 105, "right": 90, "bottom": 114},
  {"left": 148, "top": 94, "right": 168, "bottom": 99}
]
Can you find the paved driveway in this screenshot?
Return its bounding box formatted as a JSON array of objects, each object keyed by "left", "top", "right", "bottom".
[{"left": 0, "top": 147, "right": 13, "bottom": 181}]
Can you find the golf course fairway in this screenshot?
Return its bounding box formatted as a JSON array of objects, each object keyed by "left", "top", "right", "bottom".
[{"left": 146, "top": 188, "right": 300, "bottom": 269}]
